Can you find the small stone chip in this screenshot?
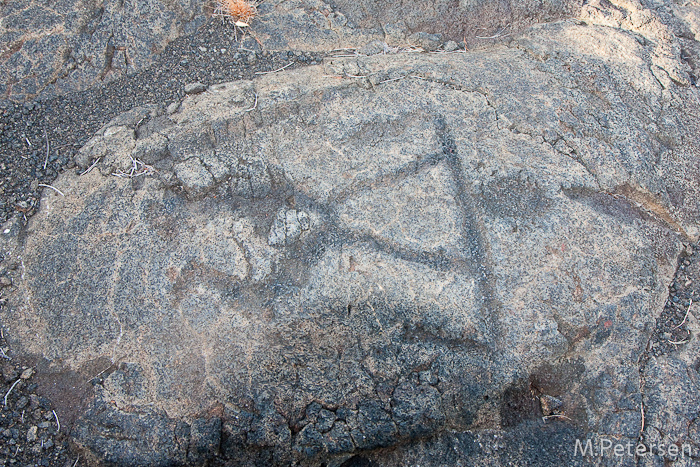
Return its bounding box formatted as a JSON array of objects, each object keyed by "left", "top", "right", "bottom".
[
  {"left": 539, "top": 395, "right": 564, "bottom": 415},
  {"left": 166, "top": 101, "right": 181, "bottom": 115},
  {"left": 443, "top": 40, "right": 460, "bottom": 52},
  {"left": 27, "top": 426, "right": 38, "bottom": 442},
  {"left": 20, "top": 368, "right": 34, "bottom": 379},
  {"left": 184, "top": 82, "right": 207, "bottom": 95}
]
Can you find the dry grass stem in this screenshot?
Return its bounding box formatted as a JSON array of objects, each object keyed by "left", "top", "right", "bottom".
[
  {"left": 3, "top": 379, "right": 21, "bottom": 406},
  {"left": 245, "top": 92, "right": 258, "bottom": 112},
  {"left": 90, "top": 365, "right": 113, "bottom": 382},
  {"left": 112, "top": 156, "right": 155, "bottom": 178},
  {"left": 111, "top": 315, "right": 124, "bottom": 364},
  {"left": 254, "top": 62, "right": 293, "bottom": 75},
  {"left": 673, "top": 299, "right": 693, "bottom": 329},
  {"left": 322, "top": 74, "right": 368, "bottom": 79},
  {"left": 542, "top": 414, "right": 572, "bottom": 421},
  {"left": 377, "top": 76, "right": 406, "bottom": 84},
  {"left": 53, "top": 409, "right": 60, "bottom": 432},
  {"left": 80, "top": 157, "right": 101, "bottom": 176},
  {"left": 43, "top": 128, "right": 49, "bottom": 170},
  {"left": 475, "top": 25, "right": 511, "bottom": 39},
  {"left": 38, "top": 184, "right": 65, "bottom": 196}
]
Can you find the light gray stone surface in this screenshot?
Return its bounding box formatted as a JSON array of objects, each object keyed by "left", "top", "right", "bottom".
[{"left": 0, "top": 0, "right": 699, "bottom": 465}]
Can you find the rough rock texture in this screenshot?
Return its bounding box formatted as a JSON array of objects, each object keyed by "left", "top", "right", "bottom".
[
  {"left": 0, "top": 0, "right": 699, "bottom": 465},
  {"left": 0, "top": 0, "right": 380, "bottom": 102},
  {"left": 330, "top": 0, "right": 585, "bottom": 43},
  {"left": 0, "top": 0, "right": 207, "bottom": 102},
  {"left": 0, "top": 0, "right": 590, "bottom": 103}
]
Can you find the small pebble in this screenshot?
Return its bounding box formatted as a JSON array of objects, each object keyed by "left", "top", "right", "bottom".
[
  {"left": 29, "top": 394, "right": 40, "bottom": 410},
  {"left": 184, "top": 82, "right": 207, "bottom": 94},
  {"left": 20, "top": 368, "right": 34, "bottom": 379},
  {"left": 26, "top": 425, "right": 37, "bottom": 442},
  {"left": 166, "top": 101, "right": 181, "bottom": 115},
  {"left": 444, "top": 40, "right": 461, "bottom": 52}
]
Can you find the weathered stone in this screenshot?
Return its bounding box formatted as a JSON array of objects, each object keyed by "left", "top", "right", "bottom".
[
  {"left": 1, "top": 3, "right": 699, "bottom": 465},
  {"left": 268, "top": 208, "right": 311, "bottom": 246},
  {"left": 331, "top": 0, "right": 585, "bottom": 43},
  {"left": 184, "top": 82, "right": 208, "bottom": 95},
  {"left": 408, "top": 31, "right": 443, "bottom": 51},
  {"left": 174, "top": 157, "right": 215, "bottom": 196},
  {"left": 131, "top": 133, "right": 170, "bottom": 166},
  {"left": 26, "top": 425, "right": 37, "bottom": 442},
  {"left": 358, "top": 40, "right": 390, "bottom": 55},
  {"left": 230, "top": 156, "right": 273, "bottom": 199},
  {"left": 0, "top": 0, "right": 385, "bottom": 102},
  {"left": 391, "top": 380, "right": 445, "bottom": 438}
]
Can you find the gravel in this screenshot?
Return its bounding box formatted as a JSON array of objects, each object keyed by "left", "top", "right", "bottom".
[
  {"left": 643, "top": 243, "right": 700, "bottom": 359},
  {"left": 0, "top": 341, "right": 72, "bottom": 467}
]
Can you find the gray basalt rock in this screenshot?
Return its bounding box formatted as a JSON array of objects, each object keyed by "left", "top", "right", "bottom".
[
  {"left": 1, "top": 1, "right": 699, "bottom": 465},
  {"left": 0, "top": 0, "right": 207, "bottom": 102},
  {"left": 0, "top": 0, "right": 382, "bottom": 102},
  {"left": 332, "top": 0, "right": 586, "bottom": 43}
]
